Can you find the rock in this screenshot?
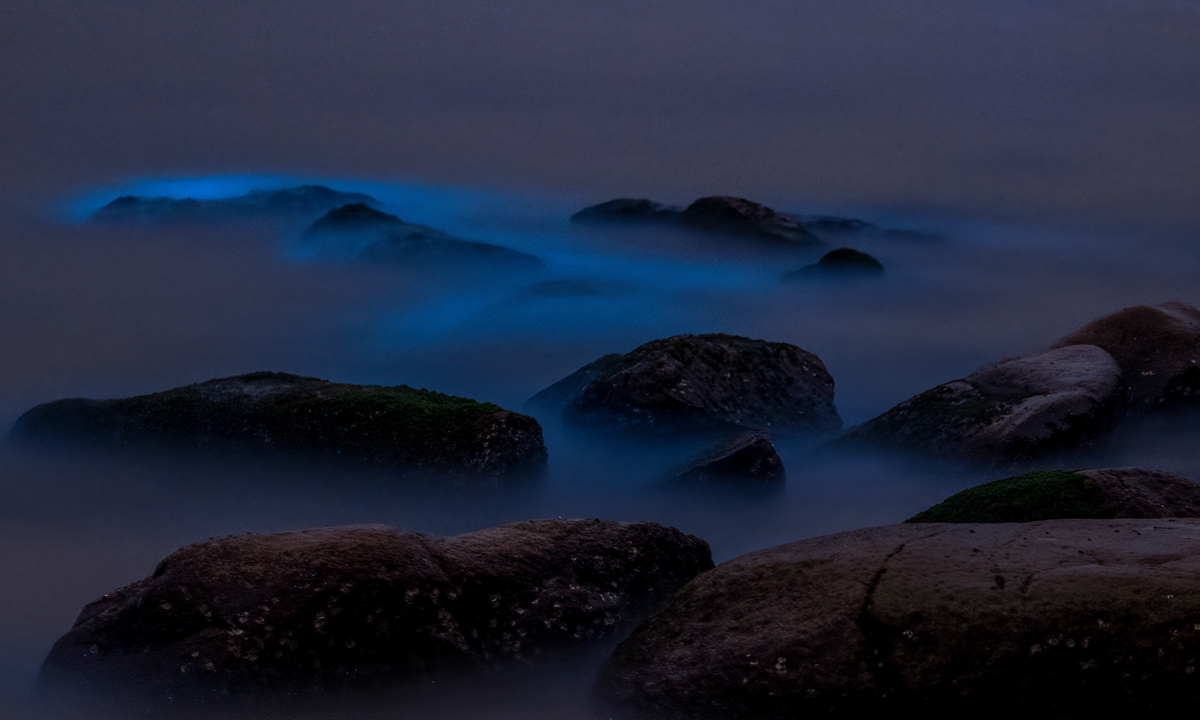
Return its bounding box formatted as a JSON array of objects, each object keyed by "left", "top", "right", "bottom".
[
  {"left": 678, "top": 196, "right": 822, "bottom": 246},
  {"left": 41, "top": 519, "right": 714, "bottom": 697},
  {"left": 9, "top": 372, "right": 546, "bottom": 480},
  {"left": 570, "top": 198, "right": 681, "bottom": 225},
  {"left": 302, "top": 203, "right": 543, "bottom": 270},
  {"left": 597, "top": 519, "right": 1200, "bottom": 720},
  {"left": 527, "top": 334, "right": 841, "bottom": 437},
  {"left": 783, "top": 248, "right": 884, "bottom": 280},
  {"left": 835, "top": 345, "right": 1127, "bottom": 465},
  {"left": 908, "top": 467, "right": 1200, "bottom": 523},
  {"left": 663, "top": 432, "right": 785, "bottom": 485},
  {"left": 89, "top": 185, "right": 376, "bottom": 225},
  {"left": 1050, "top": 301, "right": 1200, "bottom": 409}
]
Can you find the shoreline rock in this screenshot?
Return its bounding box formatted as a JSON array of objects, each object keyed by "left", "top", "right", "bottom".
[
  {"left": 9, "top": 372, "right": 547, "bottom": 480},
  {"left": 41, "top": 519, "right": 714, "bottom": 698}
]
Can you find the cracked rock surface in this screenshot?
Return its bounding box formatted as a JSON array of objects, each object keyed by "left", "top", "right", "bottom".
[
  {"left": 597, "top": 519, "right": 1200, "bottom": 719},
  {"left": 40, "top": 519, "right": 713, "bottom": 697}
]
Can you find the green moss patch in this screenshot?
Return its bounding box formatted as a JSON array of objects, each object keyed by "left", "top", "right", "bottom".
[{"left": 907, "top": 470, "right": 1109, "bottom": 523}]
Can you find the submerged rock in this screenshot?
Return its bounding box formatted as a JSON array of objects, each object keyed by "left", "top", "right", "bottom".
[
  {"left": 678, "top": 196, "right": 821, "bottom": 246},
  {"left": 1050, "top": 301, "right": 1200, "bottom": 409},
  {"left": 835, "top": 345, "right": 1127, "bottom": 465},
  {"left": 527, "top": 334, "right": 841, "bottom": 437},
  {"left": 598, "top": 519, "right": 1200, "bottom": 720},
  {"left": 908, "top": 467, "right": 1200, "bottom": 523},
  {"left": 783, "top": 248, "right": 884, "bottom": 279},
  {"left": 41, "top": 519, "right": 713, "bottom": 697},
  {"left": 303, "top": 203, "right": 542, "bottom": 269},
  {"left": 90, "top": 185, "right": 375, "bottom": 225},
  {"left": 663, "top": 432, "right": 785, "bottom": 486},
  {"left": 570, "top": 198, "right": 681, "bottom": 225},
  {"left": 9, "top": 372, "right": 546, "bottom": 479}
]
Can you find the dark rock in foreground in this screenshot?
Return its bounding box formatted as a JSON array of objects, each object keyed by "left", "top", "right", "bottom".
[
  {"left": 678, "top": 196, "right": 821, "bottom": 246},
  {"left": 10, "top": 372, "right": 546, "bottom": 480},
  {"left": 835, "top": 345, "right": 1126, "bottom": 465},
  {"left": 908, "top": 467, "right": 1200, "bottom": 523},
  {"left": 783, "top": 247, "right": 884, "bottom": 280},
  {"left": 570, "top": 198, "right": 681, "bottom": 225},
  {"left": 1051, "top": 301, "right": 1200, "bottom": 409},
  {"left": 303, "top": 203, "right": 543, "bottom": 270},
  {"left": 527, "top": 334, "right": 842, "bottom": 437},
  {"left": 41, "top": 519, "right": 713, "bottom": 697},
  {"left": 598, "top": 519, "right": 1200, "bottom": 720},
  {"left": 664, "top": 432, "right": 785, "bottom": 486},
  {"left": 90, "top": 185, "right": 375, "bottom": 225}
]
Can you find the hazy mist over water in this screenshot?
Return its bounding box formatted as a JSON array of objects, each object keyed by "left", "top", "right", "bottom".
[{"left": 2, "top": 1, "right": 1200, "bottom": 718}]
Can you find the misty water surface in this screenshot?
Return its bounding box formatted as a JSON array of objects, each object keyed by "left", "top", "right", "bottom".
[{"left": 2, "top": 1, "right": 1200, "bottom": 718}]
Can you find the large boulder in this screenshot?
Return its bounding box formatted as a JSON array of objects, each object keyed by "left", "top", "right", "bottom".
[
  {"left": 835, "top": 345, "right": 1126, "bottom": 465},
  {"left": 527, "top": 334, "right": 842, "bottom": 437},
  {"left": 678, "top": 196, "right": 821, "bottom": 246},
  {"left": 597, "top": 519, "right": 1200, "bottom": 720},
  {"left": 302, "top": 203, "right": 542, "bottom": 269},
  {"left": 663, "top": 432, "right": 786, "bottom": 486},
  {"left": 908, "top": 467, "right": 1200, "bottom": 523},
  {"left": 41, "top": 519, "right": 713, "bottom": 697},
  {"left": 9, "top": 372, "right": 547, "bottom": 480},
  {"left": 1050, "top": 301, "right": 1200, "bottom": 409}
]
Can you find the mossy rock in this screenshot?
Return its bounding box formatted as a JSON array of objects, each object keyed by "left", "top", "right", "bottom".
[
  {"left": 908, "top": 467, "right": 1200, "bottom": 523},
  {"left": 10, "top": 372, "right": 546, "bottom": 480}
]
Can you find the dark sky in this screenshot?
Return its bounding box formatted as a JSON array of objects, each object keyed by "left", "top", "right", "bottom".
[{"left": 3, "top": 0, "right": 1199, "bottom": 227}]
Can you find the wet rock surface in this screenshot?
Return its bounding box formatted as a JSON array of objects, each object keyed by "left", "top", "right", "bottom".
[
  {"left": 784, "top": 247, "right": 885, "bottom": 279},
  {"left": 41, "top": 519, "right": 713, "bottom": 697},
  {"left": 528, "top": 334, "right": 841, "bottom": 437},
  {"left": 663, "top": 432, "right": 785, "bottom": 486},
  {"left": 908, "top": 467, "right": 1200, "bottom": 523},
  {"left": 9, "top": 372, "right": 547, "bottom": 479},
  {"left": 303, "top": 203, "right": 542, "bottom": 269},
  {"left": 90, "top": 185, "right": 375, "bottom": 225},
  {"left": 597, "top": 519, "right": 1200, "bottom": 720},
  {"left": 836, "top": 345, "right": 1126, "bottom": 465},
  {"left": 1051, "top": 301, "right": 1200, "bottom": 409},
  {"left": 570, "top": 198, "right": 681, "bottom": 225},
  {"left": 678, "top": 196, "right": 821, "bottom": 246}
]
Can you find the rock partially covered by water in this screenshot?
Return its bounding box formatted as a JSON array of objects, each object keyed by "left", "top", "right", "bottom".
[
  {"left": 90, "top": 185, "right": 375, "bottom": 225},
  {"left": 570, "top": 198, "right": 681, "bottom": 225},
  {"left": 302, "top": 203, "right": 542, "bottom": 269},
  {"left": 783, "top": 248, "right": 885, "bottom": 280},
  {"left": 1051, "top": 301, "right": 1200, "bottom": 409},
  {"left": 597, "top": 519, "right": 1200, "bottom": 720},
  {"left": 678, "top": 196, "right": 821, "bottom": 246},
  {"left": 836, "top": 345, "right": 1126, "bottom": 465},
  {"left": 528, "top": 334, "right": 841, "bottom": 437},
  {"left": 41, "top": 519, "right": 714, "bottom": 697},
  {"left": 664, "top": 432, "right": 785, "bottom": 486},
  {"left": 9, "top": 372, "right": 546, "bottom": 480},
  {"left": 908, "top": 467, "right": 1200, "bottom": 523}
]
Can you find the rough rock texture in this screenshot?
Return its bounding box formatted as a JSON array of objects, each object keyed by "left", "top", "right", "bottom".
[
  {"left": 9, "top": 372, "right": 546, "bottom": 479},
  {"left": 836, "top": 345, "right": 1126, "bottom": 465},
  {"left": 41, "top": 519, "right": 714, "bottom": 696},
  {"left": 678, "top": 196, "right": 821, "bottom": 246},
  {"left": 303, "top": 203, "right": 542, "bottom": 269},
  {"left": 90, "top": 185, "right": 375, "bottom": 225},
  {"left": 598, "top": 519, "right": 1200, "bottom": 720},
  {"left": 570, "top": 198, "right": 681, "bottom": 225},
  {"left": 527, "top": 334, "right": 841, "bottom": 436},
  {"left": 909, "top": 468, "right": 1200, "bottom": 523},
  {"left": 664, "top": 432, "right": 785, "bottom": 486},
  {"left": 1051, "top": 301, "right": 1200, "bottom": 409},
  {"left": 783, "top": 248, "right": 885, "bottom": 280}
]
